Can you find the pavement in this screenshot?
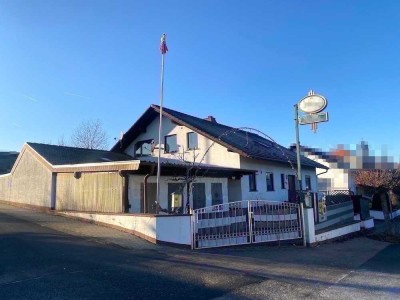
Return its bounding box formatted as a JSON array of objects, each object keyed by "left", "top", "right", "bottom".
[{"left": 1, "top": 202, "right": 399, "bottom": 299}]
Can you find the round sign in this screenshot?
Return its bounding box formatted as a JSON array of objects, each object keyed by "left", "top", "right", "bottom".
[{"left": 298, "top": 94, "right": 327, "bottom": 114}]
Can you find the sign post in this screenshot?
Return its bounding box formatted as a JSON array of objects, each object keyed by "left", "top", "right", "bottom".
[{"left": 294, "top": 90, "right": 329, "bottom": 207}]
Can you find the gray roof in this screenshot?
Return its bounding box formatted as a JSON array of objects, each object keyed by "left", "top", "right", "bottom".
[
  {"left": 28, "top": 142, "right": 134, "bottom": 166},
  {"left": 112, "top": 105, "right": 327, "bottom": 169},
  {"left": 0, "top": 152, "right": 19, "bottom": 174}
]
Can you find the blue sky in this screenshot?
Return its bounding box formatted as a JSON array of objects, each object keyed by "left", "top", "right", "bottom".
[{"left": 1, "top": 1, "right": 399, "bottom": 160}]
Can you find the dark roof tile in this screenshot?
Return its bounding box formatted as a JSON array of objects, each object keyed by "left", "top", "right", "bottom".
[
  {"left": 0, "top": 152, "right": 19, "bottom": 174},
  {"left": 112, "top": 105, "right": 327, "bottom": 169},
  {"left": 27, "top": 143, "right": 134, "bottom": 166}
]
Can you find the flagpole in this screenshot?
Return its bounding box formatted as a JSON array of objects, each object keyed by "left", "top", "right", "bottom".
[{"left": 156, "top": 34, "right": 167, "bottom": 214}]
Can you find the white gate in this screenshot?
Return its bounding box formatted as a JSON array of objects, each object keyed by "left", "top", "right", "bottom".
[{"left": 192, "top": 200, "right": 304, "bottom": 249}]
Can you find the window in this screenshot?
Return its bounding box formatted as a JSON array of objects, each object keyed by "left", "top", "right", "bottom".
[
  {"left": 266, "top": 172, "right": 274, "bottom": 191},
  {"left": 134, "top": 139, "right": 153, "bottom": 157},
  {"left": 187, "top": 132, "right": 198, "bottom": 150},
  {"left": 249, "top": 174, "right": 257, "bottom": 192},
  {"left": 305, "top": 175, "right": 312, "bottom": 190},
  {"left": 164, "top": 134, "right": 178, "bottom": 153},
  {"left": 280, "top": 174, "right": 285, "bottom": 189}
]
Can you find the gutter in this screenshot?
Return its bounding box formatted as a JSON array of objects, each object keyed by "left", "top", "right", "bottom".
[{"left": 317, "top": 168, "right": 329, "bottom": 176}]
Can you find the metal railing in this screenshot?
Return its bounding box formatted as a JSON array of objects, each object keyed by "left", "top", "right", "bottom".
[
  {"left": 192, "top": 200, "right": 303, "bottom": 249},
  {"left": 249, "top": 200, "right": 303, "bottom": 244}
]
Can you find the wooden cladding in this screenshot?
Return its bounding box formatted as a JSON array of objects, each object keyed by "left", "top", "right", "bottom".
[{"left": 56, "top": 172, "right": 123, "bottom": 213}]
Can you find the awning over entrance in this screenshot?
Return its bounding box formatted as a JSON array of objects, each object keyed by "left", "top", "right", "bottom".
[{"left": 130, "top": 157, "right": 255, "bottom": 179}]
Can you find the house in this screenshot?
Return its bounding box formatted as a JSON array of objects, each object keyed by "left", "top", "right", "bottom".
[
  {"left": 0, "top": 142, "right": 252, "bottom": 213},
  {"left": 0, "top": 105, "right": 326, "bottom": 217},
  {"left": 111, "top": 104, "right": 327, "bottom": 212},
  {"left": 291, "top": 142, "right": 397, "bottom": 193},
  {"left": 2, "top": 108, "right": 364, "bottom": 248}
]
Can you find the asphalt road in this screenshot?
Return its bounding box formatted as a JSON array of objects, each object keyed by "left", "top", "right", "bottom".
[
  {"left": 0, "top": 210, "right": 261, "bottom": 299},
  {"left": 1, "top": 204, "right": 399, "bottom": 300}
]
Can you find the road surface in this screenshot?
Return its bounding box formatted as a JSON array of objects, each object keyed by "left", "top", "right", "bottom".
[{"left": 0, "top": 203, "right": 399, "bottom": 299}]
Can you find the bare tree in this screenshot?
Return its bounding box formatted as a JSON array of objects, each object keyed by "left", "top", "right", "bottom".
[
  {"left": 355, "top": 169, "right": 400, "bottom": 192},
  {"left": 169, "top": 146, "right": 202, "bottom": 214},
  {"left": 71, "top": 120, "right": 108, "bottom": 150},
  {"left": 57, "top": 135, "right": 67, "bottom": 146}
]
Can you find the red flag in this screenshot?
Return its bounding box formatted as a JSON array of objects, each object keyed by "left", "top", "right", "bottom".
[{"left": 160, "top": 33, "right": 168, "bottom": 54}]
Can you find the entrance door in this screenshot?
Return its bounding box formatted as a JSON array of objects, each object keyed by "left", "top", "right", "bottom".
[
  {"left": 141, "top": 183, "right": 157, "bottom": 213},
  {"left": 192, "top": 183, "right": 206, "bottom": 209},
  {"left": 228, "top": 179, "right": 242, "bottom": 202},
  {"left": 287, "top": 175, "right": 296, "bottom": 203},
  {"left": 211, "top": 183, "right": 223, "bottom": 206}
]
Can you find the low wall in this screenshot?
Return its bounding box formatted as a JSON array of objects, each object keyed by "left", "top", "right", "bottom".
[
  {"left": 59, "top": 211, "right": 192, "bottom": 246},
  {"left": 304, "top": 207, "right": 360, "bottom": 245},
  {"left": 156, "top": 215, "right": 192, "bottom": 245},
  {"left": 370, "top": 209, "right": 400, "bottom": 220},
  {"left": 315, "top": 222, "right": 360, "bottom": 243}
]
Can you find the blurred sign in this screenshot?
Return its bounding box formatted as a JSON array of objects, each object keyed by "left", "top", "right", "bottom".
[
  {"left": 171, "top": 193, "right": 182, "bottom": 208},
  {"left": 298, "top": 93, "right": 328, "bottom": 113},
  {"left": 318, "top": 195, "right": 327, "bottom": 222},
  {"left": 298, "top": 112, "right": 328, "bottom": 125}
]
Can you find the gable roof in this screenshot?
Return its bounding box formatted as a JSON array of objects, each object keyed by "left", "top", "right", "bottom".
[
  {"left": 28, "top": 142, "right": 134, "bottom": 166},
  {"left": 112, "top": 105, "right": 327, "bottom": 169}
]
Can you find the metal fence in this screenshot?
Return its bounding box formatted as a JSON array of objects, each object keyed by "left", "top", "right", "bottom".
[
  {"left": 319, "top": 189, "right": 352, "bottom": 205},
  {"left": 192, "top": 200, "right": 303, "bottom": 249},
  {"left": 250, "top": 201, "right": 303, "bottom": 244},
  {"left": 313, "top": 190, "right": 354, "bottom": 230}
]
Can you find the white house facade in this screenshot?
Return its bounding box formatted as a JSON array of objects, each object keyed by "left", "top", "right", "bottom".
[{"left": 112, "top": 105, "right": 326, "bottom": 213}]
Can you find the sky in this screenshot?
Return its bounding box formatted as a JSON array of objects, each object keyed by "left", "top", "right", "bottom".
[{"left": 1, "top": 0, "right": 400, "bottom": 161}]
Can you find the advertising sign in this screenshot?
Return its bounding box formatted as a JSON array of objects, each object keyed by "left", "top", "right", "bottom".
[{"left": 298, "top": 94, "right": 327, "bottom": 114}]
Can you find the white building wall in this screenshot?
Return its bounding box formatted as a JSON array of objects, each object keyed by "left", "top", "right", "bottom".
[
  {"left": 123, "top": 116, "right": 320, "bottom": 204},
  {"left": 240, "top": 157, "right": 318, "bottom": 202},
  {"left": 128, "top": 174, "right": 228, "bottom": 213},
  {"left": 125, "top": 117, "right": 241, "bottom": 168},
  {"left": 304, "top": 153, "right": 356, "bottom": 192}
]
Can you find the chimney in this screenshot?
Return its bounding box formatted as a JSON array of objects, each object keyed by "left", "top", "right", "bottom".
[{"left": 205, "top": 115, "right": 217, "bottom": 123}]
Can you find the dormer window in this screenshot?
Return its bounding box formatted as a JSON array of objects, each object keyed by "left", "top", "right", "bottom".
[
  {"left": 187, "top": 132, "right": 198, "bottom": 150},
  {"left": 135, "top": 139, "right": 153, "bottom": 157},
  {"left": 165, "top": 134, "right": 178, "bottom": 153}
]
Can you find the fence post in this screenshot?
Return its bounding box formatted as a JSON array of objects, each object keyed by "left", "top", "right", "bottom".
[
  {"left": 247, "top": 201, "right": 253, "bottom": 244},
  {"left": 191, "top": 212, "right": 195, "bottom": 250},
  {"left": 300, "top": 203, "right": 306, "bottom": 246},
  {"left": 302, "top": 205, "right": 316, "bottom": 246}
]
